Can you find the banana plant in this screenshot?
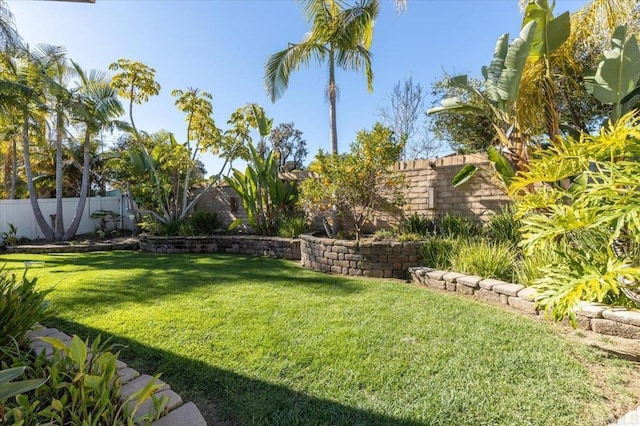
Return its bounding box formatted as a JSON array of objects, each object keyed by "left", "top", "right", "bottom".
[
  {"left": 429, "top": 20, "right": 537, "bottom": 187},
  {"left": 585, "top": 25, "right": 640, "bottom": 124},
  {"left": 225, "top": 106, "right": 297, "bottom": 235}
]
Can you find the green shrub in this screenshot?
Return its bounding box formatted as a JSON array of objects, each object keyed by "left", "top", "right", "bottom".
[
  {"left": 188, "top": 210, "right": 221, "bottom": 236},
  {"left": 516, "top": 246, "right": 560, "bottom": 287},
  {"left": 485, "top": 206, "right": 521, "bottom": 246},
  {"left": 0, "top": 270, "right": 51, "bottom": 347},
  {"left": 276, "top": 215, "right": 308, "bottom": 239},
  {"left": 438, "top": 213, "right": 481, "bottom": 239},
  {"left": 403, "top": 213, "right": 436, "bottom": 237},
  {"left": 3, "top": 335, "right": 167, "bottom": 425},
  {"left": 419, "top": 238, "right": 461, "bottom": 270},
  {"left": 450, "top": 240, "right": 516, "bottom": 281},
  {"left": 373, "top": 229, "right": 395, "bottom": 241},
  {"left": 396, "top": 232, "right": 425, "bottom": 242}
]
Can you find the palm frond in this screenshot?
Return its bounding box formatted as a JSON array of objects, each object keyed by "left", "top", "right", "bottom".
[
  {"left": 335, "top": 44, "right": 373, "bottom": 92},
  {"left": 264, "top": 41, "right": 327, "bottom": 102}
]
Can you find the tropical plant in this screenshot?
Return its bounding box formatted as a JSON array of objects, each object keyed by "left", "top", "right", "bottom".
[
  {"left": 0, "top": 269, "right": 51, "bottom": 347},
  {"left": 225, "top": 106, "right": 298, "bottom": 236},
  {"left": 300, "top": 123, "right": 405, "bottom": 240},
  {"left": 0, "top": 366, "right": 47, "bottom": 424},
  {"left": 0, "top": 0, "right": 20, "bottom": 51},
  {"left": 511, "top": 111, "right": 640, "bottom": 320},
  {"left": 3, "top": 335, "right": 167, "bottom": 425},
  {"left": 1, "top": 222, "right": 17, "bottom": 246},
  {"left": 264, "top": 0, "right": 379, "bottom": 154}
]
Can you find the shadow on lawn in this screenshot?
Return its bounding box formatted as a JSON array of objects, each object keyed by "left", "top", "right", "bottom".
[
  {"left": 6, "top": 252, "right": 365, "bottom": 311},
  {"left": 48, "top": 318, "right": 422, "bottom": 426}
]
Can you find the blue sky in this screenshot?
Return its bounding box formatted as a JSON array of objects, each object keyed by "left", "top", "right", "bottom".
[{"left": 10, "top": 0, "right": 583, "bottom": 176}]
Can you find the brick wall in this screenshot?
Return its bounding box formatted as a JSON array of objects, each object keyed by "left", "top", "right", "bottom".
[
  {"left": 195, "top": 155, "right": 510, "bottom": 233},
  {"left": 300, "top": 234, "right": 421, "bottom": 279},
  {"left": 140, "top": 235, "right": 301, "bottom": 260}
]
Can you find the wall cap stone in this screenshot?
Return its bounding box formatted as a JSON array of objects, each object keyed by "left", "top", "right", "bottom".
[
  {"left": 478, "top": 278, "right": 509, "bottom": 290},
  {"left": 602, "top": 309, "right": 640, "bottom": 327},
  {"left": 493, "top": 283, "right": 524, "bottom": 297}
]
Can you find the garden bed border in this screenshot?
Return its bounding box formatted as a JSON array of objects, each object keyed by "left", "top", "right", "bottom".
[
  {"left": 300, "top": 234, "right": 421, "bottom": 279},
  {"left": 139, "top": 235, "right": 301, "bottom": 259},
  {"left": 408, "top": 266, "right": 640, "bottom": 340}
]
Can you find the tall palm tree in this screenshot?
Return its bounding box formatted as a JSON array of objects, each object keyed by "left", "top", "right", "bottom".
[
  {"left": 264, "top": 0, "right": 379, "bottom": 154},
  {"left": 0, "top": 45, "right": 55, "bottom": 240},
  {"left": 38, "top": 44, "right": 73, "bottom": 239},
  {"left": 63, "top": 63, "right": 123, "bottom": 240}
]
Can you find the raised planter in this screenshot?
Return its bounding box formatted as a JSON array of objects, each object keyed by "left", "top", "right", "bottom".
[
  {"left": 139, "top": 235, "right": 301, "bottom": 260},
  {"left": 300, "top": 234, "right": 421, "bottom": 279}
]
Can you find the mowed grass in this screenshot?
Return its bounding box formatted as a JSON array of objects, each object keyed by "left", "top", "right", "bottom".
[{"left": 2, "top": 251, "right": 638, "bottom": 425}]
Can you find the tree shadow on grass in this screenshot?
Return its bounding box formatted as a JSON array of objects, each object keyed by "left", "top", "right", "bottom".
[
  {"left": 4, "top": 252, "right": 365, "bottom": 312},
  {"left": 48, "top": 318, "right": 423, "bottom": 426}
]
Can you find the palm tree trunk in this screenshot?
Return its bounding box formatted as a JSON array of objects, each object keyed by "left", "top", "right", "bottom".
[
  {"left": 54, "top": 110, "right": 65, "bottom": 240},
  {"left": 9, "top": 136, "right": 16, "bottom": 199},
  {"left": 328, "top": 48, "right": 338, "bottom": 155},
  {"left": 63, "top": 131, "right": 91, "bottom": 240},
  {"left": 22, "top": 111, "right": 54, "bottom": 241}
]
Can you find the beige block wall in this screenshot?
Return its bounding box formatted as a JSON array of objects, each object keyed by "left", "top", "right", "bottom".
[{"left": 195, "top": 155, "right": 510, "bottom": 233}]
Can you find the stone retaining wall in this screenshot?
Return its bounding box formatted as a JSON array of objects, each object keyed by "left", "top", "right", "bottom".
[
  {"left": 408, "top": 267, "right": 640, "bottom": 340},
  {"left": 140, "top": 235, "right": 301, "bottom": 260},
  {"left": 300, "top": 234, "right": 420, "bottom": 279},
  {"left": 26, "top": 327, "right": 206, "bottom": 425}
]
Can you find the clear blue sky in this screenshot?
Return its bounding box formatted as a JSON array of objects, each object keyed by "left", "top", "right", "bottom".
[{"left": 10, "top": 0, "right": 583, "bottom": 176}]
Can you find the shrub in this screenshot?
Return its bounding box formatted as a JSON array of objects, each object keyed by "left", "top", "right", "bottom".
[
  {"left": 373, "top": 229, "right": 395, "bottom": 241},
  {"left": 3, "top": 335, "right": 167, "bottom": 425},
  {"left": 419, "top": 238, "right": 461, "bottom": 270},
  {"left": 438, "top": 213, "right": 481, "bottom": 239},
  {"left": 277, "top": 215, "right": 307, "bottom": 239},
  {"left": 396, "top": 232, "right": 425, "bottom": 242},
  {"left": 188, "top": 211, "right": 221, "bottom": 236},
  {"left": 300, "top": 123, "right": 405, "bottom": 240},
  {"left": 403, "top": 213, "right": 436, "bottom": 237},
  {"left": 450, "top": 240, "right": 516, "bottom": 281},
  {"left": 485, "top": 205, "right": 521, "bottom": 246},
  {"left": 0, "top": 270, "right": 51, "bottom": 347}
]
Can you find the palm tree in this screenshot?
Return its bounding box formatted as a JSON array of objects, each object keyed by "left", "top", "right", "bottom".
[
  {"left": 38, "top": 44, "right": 73, "bottom": 239},
  {"left": 0, "top": 0, "right": 20, "bottom": 51},
  {"left": 264, "top": 0, "right": 379, "bottom": 154},
  {"left": 0, "top": 45, "right": 55, "bottom": 240},
  {"left": 63, "top": 64, "right": 123, "bottom": 240}
]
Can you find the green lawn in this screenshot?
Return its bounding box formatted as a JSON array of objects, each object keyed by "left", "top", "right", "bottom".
[{"left": 2, "top": 251, "right": 637, "bottom": 425}]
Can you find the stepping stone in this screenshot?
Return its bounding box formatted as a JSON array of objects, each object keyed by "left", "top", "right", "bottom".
[{"left": 151, "top": 402, "right": 206, "bottom": 426}]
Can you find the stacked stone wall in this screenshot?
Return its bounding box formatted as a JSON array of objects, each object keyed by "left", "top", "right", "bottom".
[
  {"left": 408, "top": 267, "right": 640, "bottom": 340},
  {"left": 139, "top": 235, "right": 301, "bottom": 260},
  {"left": 300, "top": 234, "right": 420, "bottom": 279}
]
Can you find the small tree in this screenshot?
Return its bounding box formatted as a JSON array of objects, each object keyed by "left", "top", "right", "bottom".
[
  {"left": 300, "top": 123, "right": 405, "bottom": 240},
  {"left": 265, "top": 122, "right": 308, "bottom": 172}
]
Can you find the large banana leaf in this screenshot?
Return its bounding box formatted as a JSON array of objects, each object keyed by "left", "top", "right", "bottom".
[
  {"left": 585, "top": 26, "right": 640, "bottom": 121},
  {"left": 497, "top": 20, "right": 537, "bottom": 103},
  {"left": 452, "top": 164, "right": 478, "bottom": 187},
  {"left": 427, "top": 97, "right": 487, "bottom": 117},
  {"left": 488, "top": 146, "right": 516, "bottom": 187},
  {"left": 484, "top": 33, "right": 509, "bottom": 103},
  {"left": 523, "top": 0, "right": 570, "bottom": 60}
]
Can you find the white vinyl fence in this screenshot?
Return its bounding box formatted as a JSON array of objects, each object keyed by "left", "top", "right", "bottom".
[{"left": 0, "top": 195, "right": 135, "bottom": 240}]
